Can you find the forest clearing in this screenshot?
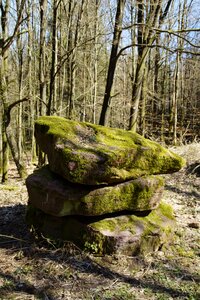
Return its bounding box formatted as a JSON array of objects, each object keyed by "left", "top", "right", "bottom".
[
  {"left": 0, "top": 0, "right": 200, "bottom": 299},
  {"left": 0, "top": 143, "right": 199, "bottom": 300}
]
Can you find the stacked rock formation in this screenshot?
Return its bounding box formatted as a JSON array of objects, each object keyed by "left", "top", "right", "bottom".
[{"left": 26, "top": 116, "right": 185, "bottom": 255}]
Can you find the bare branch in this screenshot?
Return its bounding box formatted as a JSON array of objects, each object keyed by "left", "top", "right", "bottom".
[
  {"left": 2, "top": 0, "right": 27, "bottom": 54},
  {"left": 123, "top": 23, "right": 200, "bottom": 33},
  {"left": 116, "top": 43, "right": 200, "bottom": 60},
  {"left": 154, "top": 28, "right": 200, "bottom": 48},
  {"left": 5, "top": 98, "right": 29, "bottom": 127}
]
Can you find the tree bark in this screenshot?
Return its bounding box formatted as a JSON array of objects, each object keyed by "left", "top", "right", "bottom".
[
  {"left": 39, "top": 0, "right": 47, "bottom": 116},
  {"left": 99, "top": 0, "right": 126, "bottom": 126},
  {"left": 47, "top": 0, "right": 59, "bottom": 116},
  {"left": 0, "top": 0, "right": 10, "bottom": 183}
]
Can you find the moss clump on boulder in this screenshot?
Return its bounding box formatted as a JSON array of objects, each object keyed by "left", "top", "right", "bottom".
[
  {"left": 26, "top": 202, "right": 175, "bottom": 255},
  {"left": 26, "top": 165, "right": 164, "bottom": 217},
  {"left": 34, "top": 116, "right": 185, "bottom": 185},
  {"left": 25, "top": 116, "right": 184, "bottom": 255}
]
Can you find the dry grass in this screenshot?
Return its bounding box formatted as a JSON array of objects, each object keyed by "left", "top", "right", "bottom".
[{"left": 0, "top": 143, "right": 199, "bottom": 300}]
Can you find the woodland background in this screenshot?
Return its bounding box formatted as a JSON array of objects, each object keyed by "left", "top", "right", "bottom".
[{"left": 0, "top": 0, "right": 200, "bottom": 183}]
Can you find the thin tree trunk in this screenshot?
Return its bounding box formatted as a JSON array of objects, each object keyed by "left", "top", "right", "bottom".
[
  {"left": 160, "top": 62, "right": 167, "bottom": 144},
  {"left": 66, "top": 0, "right": 73, "bottom": 118},
  {"left": 92, "top": 0, "right": 100, "bottom": 124},
  {"left": 129, "top": 0, "right": 145, "bottom": 132},
  {"left": 172, "top": 62, "right": 178, "bottom": 145},
  {"left": 39, "top": 0, "right": 47, "bottom": 116},
  {"left": 0, "top": 0, "right": 10, "bottom": 183},
  {"left": 16, "top": 0, "right": 23, "bottom": 161},
  {"left": 47, "top": 0, "right": 58, "bottom": 116},
  {"left": 99, "top": 0, "right": 126, "bottom": 126},
  {"left": 27, "top": 0, "right": 36, "bottom": 162},
  {"left": 140, "top": 65, "right": 147, "bottom": 136}
]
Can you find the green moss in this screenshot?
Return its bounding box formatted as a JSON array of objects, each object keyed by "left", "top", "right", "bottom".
[
  {"left": 26, "top": 202, "right": 175, "bottom": 255},
  {"left": 26, "top": 165, "right": 164, "bottom": 216},
  {"left": 91, "top": 202, "right": 174, "bottom": 235},
  {"left": 28, "top": 166, "right": 164, "bottom": 217},
  {"left": 35, "top": 116, "right": 79, "bottom": 140},
  {"left": 86, "top": 202, "right": 175, "bottom": 255},
  {"left": 62, "top": 199, "right": 80, "bottom": 216},
  {"left": 0, "top": 185, "right": 19, "bottom": 191},
  {"left": 62, "top": 148, "right": 89, "bottom": 183},
  {"left": 84, "top": 241, "right": 100, "bottom": 253},
  {"left": 83, "top": 176, "right": 164, "bottom": 215},
  {"left": 35, "top": 116, "right": 186, "bottom": 185},
  {"left": 175, "top": 246, "right": 195, "bottom": 258},
  {"left": 82, "top": 176, "right": 163, "bottom": 215}
]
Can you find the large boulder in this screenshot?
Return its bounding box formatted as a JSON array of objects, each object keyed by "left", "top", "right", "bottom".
[
  {"left": 34, "top": 116, "right": 185, "bottom": 185},
  {"left": 26, "top": 202, "right": 175, "bottom": 255},
  {"left": 26, "top": 166, "right": 164, "bottom": 217}
]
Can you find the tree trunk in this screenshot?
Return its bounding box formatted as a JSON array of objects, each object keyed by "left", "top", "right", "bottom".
[
  {"left": 129, "top": 0, "right": 145, "bottom": 132},
  {"left": 1, "top": 104, "right": 9, "bottom": 183},
  {"left": 16, "top": 0, "right": 24, "bottom": 161},
  {"left": 39, "top": 0, "right": 47, "bottom": 116},
  {"left": 27, "top": 0, "right": 36, "bottom": 162},
  {"left": 140, "top": 65, "right": 147, "bottom": 136},
  {"left": 99, "top": 0, "right": 126, "bottom": 126},
  {"left": 47, "top": 0, "right": 58, "bottom": 116},
  {"left": 67, "top": 0, "right": 85, "bottom": 119},
  {"left": 92, "top": 0, "right": 100, "bottom": 124},
  {"left": 0, "top": 0, "right": 10, "bottom": 183}
]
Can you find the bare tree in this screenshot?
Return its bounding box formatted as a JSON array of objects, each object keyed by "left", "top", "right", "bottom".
[
  {"left": 47, "top": 0, "right": 59, "bottom": 115},
  {"left": 0, "top": 0, "right": 27, "bottom": 182},
  {"left": 99, "top": 0, "right": 126, "bottom": 126},
  {"left": 39, "top": 0, "right": 47, "bottom": 115},
  {"left": 129, "top": 0, "right": 173, "bottom": 132}
]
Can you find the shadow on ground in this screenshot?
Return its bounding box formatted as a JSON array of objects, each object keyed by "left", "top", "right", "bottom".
[
  {"left": 0, "top": 204, "right": 199, "bottom": 299},
  {"left": 165, "top": 184, "right": 200, "bottom": 199},
  {"left": 0, "top": 204, "right": 31, "bottom": 243}
]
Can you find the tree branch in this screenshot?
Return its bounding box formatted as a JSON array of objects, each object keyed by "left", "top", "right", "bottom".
[
  {"left": 2, "top": 0, "right": 27, "bottom": 55},
  {"left": 5, "top": 97, "right": 29, "bottom": 127},
  {"left": 154, "top": 28, "right": 200, "bottom": 48},
  {"left": 122, "top": 23, "right": 200, "bottom": 33},
  {"left": 116, "top": 43, "right": 200, "bottom": 61}
]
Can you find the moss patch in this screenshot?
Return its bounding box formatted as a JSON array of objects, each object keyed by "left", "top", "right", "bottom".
[
  {"left": 34, "top": 116, "right": 186, "bottom": 185},
  {"left": 26, "top": 202, "right": 175, "bottom": 256},
  {"left": 26, "top": 166, "right": 164, "bottom": 216},
  {"left": 0, "top": 185, "right": 19, "bottom": 191}
]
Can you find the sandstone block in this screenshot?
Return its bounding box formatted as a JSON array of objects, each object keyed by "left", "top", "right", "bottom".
[
  {"left": 34, "top": 116, "right": 185, "bottom": 185},
  {"left": 26, "top": 166, "right": 164, "bottom": 216},
  {"left": 26, "top": 202, "right": 175, "bottom": 255}
]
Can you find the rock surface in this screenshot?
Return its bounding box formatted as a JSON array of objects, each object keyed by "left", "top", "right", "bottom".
[
  {"left": 26, "top": 166, "right": 164, "bottom": 216},
  {"left": 26, "top": 202, "right": 175, "bottom": 255},
  {"left": 34, "top": 116, "right": 185, "bottom": 185}
]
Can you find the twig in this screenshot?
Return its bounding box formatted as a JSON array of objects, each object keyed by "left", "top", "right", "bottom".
[{"left": 0, "top": 234, "right": 27, "bottom": 243}]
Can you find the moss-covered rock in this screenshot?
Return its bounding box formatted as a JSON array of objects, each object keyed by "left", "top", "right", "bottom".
[
  {"left": 26, "top": 166, "right": 164, "bottom": 216},
  {"left": 26, "top": 202, "right": 175, "bottom": 255},
  {"left": 34, "top": 116, "right": 185, "bottom": 185}
]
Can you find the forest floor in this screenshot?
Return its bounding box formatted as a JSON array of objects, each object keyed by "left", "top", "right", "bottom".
[{"left": 0, "top": 143, "right": 200, "bottom": 300}]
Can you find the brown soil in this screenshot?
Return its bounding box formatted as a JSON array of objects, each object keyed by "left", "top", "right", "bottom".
[{"left": 0, "top": 143, "right": 199, "bottom": 300}]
